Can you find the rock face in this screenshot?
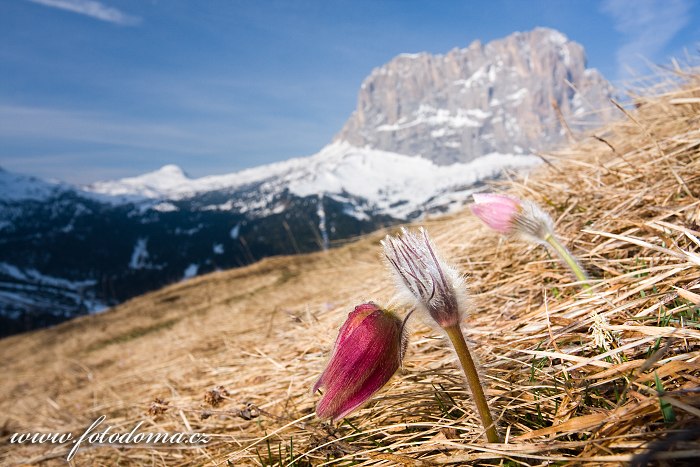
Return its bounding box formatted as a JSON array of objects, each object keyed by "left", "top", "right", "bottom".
[{"left": 335, "top": 28, "right": 614, "bottom": 164}]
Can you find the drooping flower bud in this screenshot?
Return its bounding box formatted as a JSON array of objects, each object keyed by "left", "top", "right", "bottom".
[
  {"left": 470, "top": 193, "right": 554, "bottom": 244},
  {"left": 313, "top": 303, "right": 406, "bottom": 421},
  {"left": 381, "top": 227, "right": 466, "bottom": 329}
]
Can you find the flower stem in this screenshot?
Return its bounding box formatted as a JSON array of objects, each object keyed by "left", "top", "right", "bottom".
[
  {"left": 444, "top": 325, "right": 499, "bottom": 443},
  {"left": 544, "top": 233, "right": 592, "bottom": 293}
]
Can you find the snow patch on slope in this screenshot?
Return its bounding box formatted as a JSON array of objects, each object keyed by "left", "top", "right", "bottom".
[
  {"left": 230, "top": 223, "right": 241, "bottom": 239},
  {"left": 316, "top": 194, "right": 329, "bottom": 251},
  {"left": 87, "top": 165, "right": 190, "bottom": 200},
  {"left": 377, "top": 105, "right": 488, "bottom": 132},
  {"left": 129, "top": 238, "right": 150, "bottom": 269},
  {"left": 0, "top": 262, "right": 106, "bottom": 316},
  {"left": 183, "top": 264, "right": 198, "bottom": 279},
  {"left": 0, "top": 167, "right": 66, "bottom": 201}
]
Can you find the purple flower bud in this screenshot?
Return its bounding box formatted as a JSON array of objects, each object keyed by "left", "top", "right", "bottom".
[
  {"left": 314, "top": 303, "right": 406, "bottom": 420},
  {"left": 470, "top": 193, "right": 554, "bottom": 243},
  {"left": 382, "top": 228, "right": 466, "bottom": 329}
]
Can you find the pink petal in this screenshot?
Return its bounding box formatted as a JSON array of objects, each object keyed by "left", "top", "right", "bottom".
[
  {"left": 335, "top": 303, "right": 380, "bottom": 347},
  {"left": 472, "top": 193, "right": 519, "bottom": 205},
  {"left": 470, "top": 193, "right": 521, "bottom": 235},
  {"left": 318, "top": 354, "right": 399, "bottom": 420}
]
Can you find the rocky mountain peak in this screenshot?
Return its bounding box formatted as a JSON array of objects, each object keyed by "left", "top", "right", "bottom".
[{"left": 334, "top": 27, "right": 614, "bottom": 164}]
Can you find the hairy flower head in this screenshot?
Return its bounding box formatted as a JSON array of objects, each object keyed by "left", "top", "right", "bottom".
[{"left": 381, "top": 227, "right": 467, "bottom": 329}]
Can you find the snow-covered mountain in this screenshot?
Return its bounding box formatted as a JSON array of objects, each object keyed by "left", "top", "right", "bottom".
[
  {"left": 86, "top": 143, "right": 541, "bottom": 219},
  {"left": 0, "top": 28, "right": 615, "bottom": 336}
]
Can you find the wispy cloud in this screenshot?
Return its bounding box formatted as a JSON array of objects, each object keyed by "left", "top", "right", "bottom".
[
  {"left": 602, "top": 0, "right": 691, "bottom": 79},
  {"left": 27, "top": 0, "right": 141, "bottom": 26}
]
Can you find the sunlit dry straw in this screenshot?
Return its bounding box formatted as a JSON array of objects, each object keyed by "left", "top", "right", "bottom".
[{"left": 1, "top": 68, "right": 700, "bottom": 466}]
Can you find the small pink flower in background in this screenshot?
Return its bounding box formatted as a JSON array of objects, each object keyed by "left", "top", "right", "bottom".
[
  {"left": 470, "top": 193, "right": 554, "bottom": 244},
  {"left": 470, "top": 192, "right": 591, "bottom": 290},
  {"left": 470, "top": 193, "right": 522, "bottom": 235},
  {"left": 314, "top": 302, "right": 406, "bottom": 421}
]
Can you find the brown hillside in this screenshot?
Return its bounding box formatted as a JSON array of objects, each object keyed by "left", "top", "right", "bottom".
[{"left": 2, "top": 71, "right": 700, "bottom": 466}]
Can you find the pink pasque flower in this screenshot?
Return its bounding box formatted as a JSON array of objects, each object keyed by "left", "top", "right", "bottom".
[
  {"left": 314, "top": 303, "right": 406, "bottom": 420},
  {"left": 470, "top": 193, "right": 554, "bottom": 243},
  {"left": 469, "top": 193, "right": 522, "bottom": 235}
]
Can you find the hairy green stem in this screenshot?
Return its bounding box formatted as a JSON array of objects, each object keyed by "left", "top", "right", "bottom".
[
  {"left": 444, "top": 325, "right": 499, "bottom": 443},
  {"left": 544, "top": 233, "right": 592, "bottom": 293}
]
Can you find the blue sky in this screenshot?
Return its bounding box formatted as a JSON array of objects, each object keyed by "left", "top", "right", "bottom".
[{"left": 1, "top": 0, "right": 698, "bottom": 184}]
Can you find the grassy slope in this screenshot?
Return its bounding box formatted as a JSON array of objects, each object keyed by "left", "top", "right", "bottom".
[{"left": 2, "top": 73, "right": 700, "bottom": 466}]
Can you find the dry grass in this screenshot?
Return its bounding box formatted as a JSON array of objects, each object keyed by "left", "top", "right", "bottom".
[{"left": 2, "top": 70, "right": 700, "bottom": 466}]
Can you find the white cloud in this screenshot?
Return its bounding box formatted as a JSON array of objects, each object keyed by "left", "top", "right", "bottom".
[
  {"left": 27, "top": 0, "right": 141, "bottom": 26},
  {"left": 602, "top": 0, "right": 691, "bottom": 79}
]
